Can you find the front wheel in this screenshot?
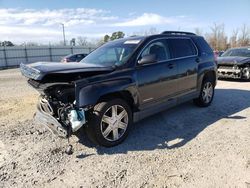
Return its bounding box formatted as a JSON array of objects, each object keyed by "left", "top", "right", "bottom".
[
  {"left": 194, "top": 78, "right": 215, "bottom": 107},
  {"left": 86, "top": 98, "right": 132, "bottom": 147},
  {"left": 242, "top": 67, "right": 250, "bottom": 80}
]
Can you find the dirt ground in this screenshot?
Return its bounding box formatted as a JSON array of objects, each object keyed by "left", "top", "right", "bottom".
[{"left": 0, "top": 68, "right": 250, "bottom": 188}]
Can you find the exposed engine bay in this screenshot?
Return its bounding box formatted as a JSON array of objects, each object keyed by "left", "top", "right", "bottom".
[
  {"left": 20, "top": 61, "right": 114, "bottom": 139},
  {"left": 35, "top": 83, "right": 87, "bottom": 138}
]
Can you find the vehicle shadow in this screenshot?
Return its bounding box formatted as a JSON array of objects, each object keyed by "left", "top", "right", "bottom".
[
  {"left": 218, "top": 78, "right": 250, "bottom": 82},
  {"left": 76, "top": 88, "right": 250, "bottom": 155}
]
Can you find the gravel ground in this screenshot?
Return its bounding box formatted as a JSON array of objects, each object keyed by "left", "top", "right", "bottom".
[{"left": 0, "top": 68, "right": 250, "bottom": 188}]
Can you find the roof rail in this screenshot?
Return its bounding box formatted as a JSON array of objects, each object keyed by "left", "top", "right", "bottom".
[{"left": 161, "top": 31, "right": 196, "bottom": 35}]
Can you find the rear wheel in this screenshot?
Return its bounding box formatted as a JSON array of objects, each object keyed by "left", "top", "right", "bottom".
[
  {"left": 86, "top": 98, "right": 132, "bottom": 147},
  {"left": 194, "top": 77, "right": 215, "bottom": 107}
]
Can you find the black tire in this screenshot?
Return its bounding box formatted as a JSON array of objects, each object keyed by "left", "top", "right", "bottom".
[
  {"left": 194, "top": 77, "right": 215, "bottom": 107},
  {"left": 85, "top": 98, "right": 132, "bottom": 147},
  {"left": 243, "top": 67, "right": 250, "bottom": 80}
]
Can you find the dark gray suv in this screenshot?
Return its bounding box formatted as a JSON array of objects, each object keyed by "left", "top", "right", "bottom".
[{"left": 20, "top": 31, "right": 217, "bottom": 147}]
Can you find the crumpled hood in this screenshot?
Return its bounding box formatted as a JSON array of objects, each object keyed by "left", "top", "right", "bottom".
[
  {"left": 20, "top": 62, "right": 114, "bottom": 80},
  {"left": 28, "top": 61, "right": 113, "bottom": 73},
  {"left": 218, "top": 56, "right": 250, "bottom": 65}
]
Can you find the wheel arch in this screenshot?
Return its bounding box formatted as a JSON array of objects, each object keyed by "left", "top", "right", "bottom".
[
  {"left": 197, "top": 69, "right": 217, "bottom": 92},
  {"left": 97, "top": 90, "right": 138, "bottom": 112},
  {"left": 203, "top": 71, "right": 217, "bottom": 85},
  {"left": 75, "top": 79, "right": 139, "bottom": 110}
]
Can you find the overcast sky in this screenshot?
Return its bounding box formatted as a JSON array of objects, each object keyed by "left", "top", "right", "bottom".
[{"left": 0, "top": 0, "right": 249, "bottom": 44}]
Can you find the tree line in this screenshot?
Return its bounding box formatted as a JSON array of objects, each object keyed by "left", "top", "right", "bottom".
[
  {"left": 1, "top": 24, "right": 249, "bottom": 51},
  {"left": 196, "top": 23, "right": 250, "bottom": 51},
  {"left": 77, "top": 25, "right": 250, "bottom": 51}
]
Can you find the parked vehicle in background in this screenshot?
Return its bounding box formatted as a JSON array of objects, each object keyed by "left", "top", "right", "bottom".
[
  {"left": 61, "top": 53, "right": 87, "bottom": 63},
  {"left": 214, "top": 50, "right": 224, "bottom": 59},
  {"left": 20, "top": 31, "right": 217, "bottom": 147},
  {"left": 218, "top": 51, "right": 224, "bottom": 57},
  {"left": 217, "top": 47, "right": 250, "bottom": 79}
]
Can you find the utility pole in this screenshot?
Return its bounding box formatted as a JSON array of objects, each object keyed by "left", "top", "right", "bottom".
[{"left": 60, "top": 23, "right": 66, "bottom": 46}]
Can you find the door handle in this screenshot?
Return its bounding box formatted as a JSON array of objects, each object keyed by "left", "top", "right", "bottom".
[
  {"left": 168, "top": 63, "right": 174, "bottom": 69},
  {"left": 195, "top": 58, "right": 200, "bottom": 63}
]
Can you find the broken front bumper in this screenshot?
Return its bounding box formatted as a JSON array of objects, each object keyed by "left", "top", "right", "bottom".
[
  {"left": 218, "top": 67, "right": 242, "bottom": 79},
  {"left": 34, "top": 103, "right": 68, "bottom": 138}
]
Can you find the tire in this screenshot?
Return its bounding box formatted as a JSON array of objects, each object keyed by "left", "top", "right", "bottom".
[
  {"left": 194, "top": 77, "right": 215, "bottom": 107},
  {"left": 85, "top": 98, "right": 132, "bottom": 147},
  {"left": 243, "top": 67, "right": 250, "bottom": 80}
]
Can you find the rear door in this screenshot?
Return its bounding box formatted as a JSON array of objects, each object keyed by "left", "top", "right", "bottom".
[{"left": 168, "top": 38, "right": 198, "bottom": 94}]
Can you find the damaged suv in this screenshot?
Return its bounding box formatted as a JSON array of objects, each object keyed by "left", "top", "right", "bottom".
[{"left": 20, "top": 31, "right": 217, "bottom": 147}]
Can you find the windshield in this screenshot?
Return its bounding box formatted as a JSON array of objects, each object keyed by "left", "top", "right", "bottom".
[
  {"left": 80, "top": 39, "right": 141, "bottom": 67},
  {"left": 221, "top": 48, "right": 250, "bottom": 57}
]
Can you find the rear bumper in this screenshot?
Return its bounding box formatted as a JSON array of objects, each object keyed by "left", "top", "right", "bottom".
[{"left": 34, "top": 103, "right": 68, "bottom": 138}]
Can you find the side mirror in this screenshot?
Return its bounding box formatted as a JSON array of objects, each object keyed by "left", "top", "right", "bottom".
[{"left": 138, "top": 54, "right": 157, "bottom": 65}]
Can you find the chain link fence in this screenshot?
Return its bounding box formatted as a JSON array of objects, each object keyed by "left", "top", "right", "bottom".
[{"left": 0, "top": 46, "right": 95, "bottom": 68}]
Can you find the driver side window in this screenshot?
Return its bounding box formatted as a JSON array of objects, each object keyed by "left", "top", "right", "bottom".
[{"left": 140, "top": 40, "right": 170, "bottom": 62}]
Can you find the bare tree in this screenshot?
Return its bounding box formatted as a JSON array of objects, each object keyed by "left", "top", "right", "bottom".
[
  {"left": 230, "top": 29, "right": 239, "bottom": 48},
  {"left": 206, "top": 23, "right": 228, "bottom": 50},
  {"left": 238, "top": 24, "right": 250, "bottom": 47},
  {"left": 77, "top": 36, "right": 88, "bottom": 46},
  {"left": 70, "top": 38, "right": 76, "bottom": 46}
]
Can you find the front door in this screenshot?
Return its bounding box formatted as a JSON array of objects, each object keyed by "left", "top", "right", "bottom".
[{"left": 136, "top": 39, "right": 178, "bottom": 107}]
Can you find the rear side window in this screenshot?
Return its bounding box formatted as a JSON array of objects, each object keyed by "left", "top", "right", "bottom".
[
  {"left": 192, "top": 37, "right": 213, "bottom": 54},
  {"left": 168, "top": 38, "right": 197, "bottom": 58},
  {"left": 76, "top": 54, "right": 85, "bottom": 61},
  {"left": 68, "top": 55, "right": 76, "bottom": 61}
]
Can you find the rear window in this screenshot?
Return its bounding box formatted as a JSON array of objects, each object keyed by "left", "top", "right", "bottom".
[
  {"left": 168, "top": 38, "right": 197, "bottom": 58},
  {"left": 68, "top": 55, "right": 76, "bottom": 61}
]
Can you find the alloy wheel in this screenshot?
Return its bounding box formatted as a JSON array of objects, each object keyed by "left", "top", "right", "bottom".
[
  {"left": 100, "top": 105, "right": 128, "bottom": 142},
  {"left": 202, "top": 82, "right": 213, "bottom": 104}
]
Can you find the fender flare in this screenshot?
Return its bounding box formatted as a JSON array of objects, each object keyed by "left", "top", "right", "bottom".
[{"left": 197, "top": 64, "right": 217, "bottom": 92}]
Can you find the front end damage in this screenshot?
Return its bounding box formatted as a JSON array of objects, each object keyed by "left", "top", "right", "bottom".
[
  {"left": 33, "top": 86, "right": 88, "bottom": 154},
  {"left": 35, "top": 96, "right": 86, "bottom": 138},
  {"left": 20, "top": 62, "right": 113, "bottom": 139},
  {"left": 217, "top": 64, "right": 250, "bottom": 79},
  {"left": 25, "top": 74, "right": 94, "bottom": 155}
]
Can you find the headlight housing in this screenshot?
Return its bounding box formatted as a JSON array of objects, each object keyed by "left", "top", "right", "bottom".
[{"left": 20, "top": 63, "right": 41, "bottom": 80}]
